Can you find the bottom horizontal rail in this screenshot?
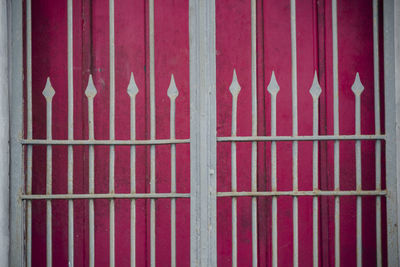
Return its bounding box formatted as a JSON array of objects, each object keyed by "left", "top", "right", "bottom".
[
  {"left": 21, "top": 193, "right": 190, "bottom": 200},
  {"left": 20, "top": 190, "right": 386, "bottom": 200}
]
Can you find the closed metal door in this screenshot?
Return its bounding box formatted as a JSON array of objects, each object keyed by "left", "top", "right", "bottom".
[{"left": 8, "top": 0, "right": 399, "bottom": 266}]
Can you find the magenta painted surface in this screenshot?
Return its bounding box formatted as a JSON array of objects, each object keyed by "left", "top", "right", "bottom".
[
  {"left": 215, "top": 0, "right": 385, "bottom": 266},
  {"left": 29, "top": 0, "right": 189, "bottom": 266},
  {"left": 28, "top": 0, "right": 384, "bottom": 266}
]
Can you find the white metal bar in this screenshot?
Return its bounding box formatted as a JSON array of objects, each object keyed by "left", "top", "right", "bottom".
[
  {"left": 332, "top": 1, "right": 340, "bottom": 265},
  {"left": 42, "top": 78, "right": 55, "bottom": 267},
  {"left": 189, "top": 0, "right": 217, "bottom": 265},
  {"left": 215, "top": 135, "right": 384, "bottom": 142},
  {"left": 67, "top": 0, "right": 74, "bottom": 265},
  {"left": 26, "top": 0, "right": 32, "bottom": 265},
  {"left": 352, "top": 73, "right": 364, "bottom": 267},
  {"left": 21, "top": 138, "right": 190, "bottom": 145},
  {"left": 372, "top": 0, "right": 382, "bottom": 265},
  {"left": 20, "top": 190, "right": 386, "bottom": 200},
  {"left": 290, "top": 1, "right": 299, "bottom": 265},
  {"left": 167, "top": 74, "right": 179, "bottom": 267},
  {"left": 216, "top": 190, "right": 387, "bottom": 197},
  {"left": 127, "top": 73, "right": 139, "bottom": 267},
  {"left": 149, "top": 0, "right": 156, "bottom": 265},
  {"left": 267, "top": 72, "right": 279, "bottom": 267},
  {"left": 9, "top": 0, "right": 25, "bottom": 265},
  {"left": 384, "top": 0, "right": 400, "bottom": 263},
  {"left": 229, "top": 69, "right": 240, "bottom": 267},
  {"left": 0, "top": 0, "right": 9, "bottom": 264},
  {"left": 21, "top": 193, "right": 191, "bottom": 200},
  {"left": 109, "top": 0, "right": 116, "bottom": 265},
  {"left": 250, "top": 0, "right": 257, "bottom": 266},
  {"left": 310, "top": 72, "right": 322, "bottom": 267},
  {"left": 85, "top": 75, "right": 97, "bottom": 267}
]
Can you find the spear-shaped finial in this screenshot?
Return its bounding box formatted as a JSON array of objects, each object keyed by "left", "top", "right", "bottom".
[
  {"left": 127, "top": 72, "right": 139, "bottom": 97},
  {"left": 167, "top": 74, "right": 179, "bottom": 100},
  {"left": 309, "top": 71, "right": 322, "bottom": 99},
  {"left": 85, "top": 74, "right": 97, "bottom": 98},
  {"left": 42, "top": 77, "right": 55, "bottom": 100},
  {"left": 229, "top": 69, "right": 241, "bottom": 97},
  {"left": 351, "top": 72, "right": 364, "bottom": 96},
  {"left": 267, "top": 71, "right": 280, "bottom": 95}
]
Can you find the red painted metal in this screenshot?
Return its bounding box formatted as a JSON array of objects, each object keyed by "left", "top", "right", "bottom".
[{"left": 27, "top": 0, "right": 384, "bottom": 266}]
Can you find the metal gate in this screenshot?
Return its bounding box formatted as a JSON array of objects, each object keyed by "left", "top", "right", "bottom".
[{"left": 7, "top": 0, "right": 400, "bottom": 266}]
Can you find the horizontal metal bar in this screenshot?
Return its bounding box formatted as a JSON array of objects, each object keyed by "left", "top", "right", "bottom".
[
  {"left": 21, "top": 193, "right": 190, "bottom": 200},
  {"left": 20, "top": 139, "right": 190, "bottom": 145},
  {"left": 217, "top": 190, "right": 387, "bottom": 197},
  {"left": 217, "top": 135, "right": 385, "bottom": 142}
]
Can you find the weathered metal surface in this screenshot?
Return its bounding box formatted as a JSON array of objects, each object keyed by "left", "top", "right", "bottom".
[
  {"left": 267, "top": 71, "right": 279, "bottom": 267},
  {"left": 189, "top": 0, "right": 217, "bottom": 265},
  {"left": 310, "top": 72, "right": 321, "bottom": 267},
  {"left": 10, "top": 0, "right": 397, "bottom": 266},
  {"left": 168, "top": 74, "right": 178, "bottom": 267}
]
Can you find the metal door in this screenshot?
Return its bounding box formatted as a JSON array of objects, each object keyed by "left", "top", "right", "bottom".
[{"left": 7, "top": 0, "right": 399, "bottom": 266}]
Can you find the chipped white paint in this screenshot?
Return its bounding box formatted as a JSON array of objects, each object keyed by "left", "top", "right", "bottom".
[
  {"left": 267, "top": 71, "right": 279, "bottom": 267},
  {"left": 0, "top": 0, "right": 9, "bottom": 264},
  {"left": 352, "top": 73, "right": 364, "bottom": 267},
  {"left": 373, "top": 0, "right": 382, "bottom": 265},
  {"left": 229, "top": 69, "right": 241, "bottom": 267},
  {"left": 42, "top": 77, "right": 55, "bottom": 267},
  {"left": 332, "top": 1, "right": 341, "bottom": 265},
  {"left": 85, "top": 74, "right": 97, "bottom": 267},
  {"left": 67, "top": 0, "right": 74, "bottom": 265},
  {"left": 127, "top": 73, "right": 138, "bottom": 267},
  {"left": 168, "top": 74, "right": 179, "bottom": 267},
  {"left": 310, "top": 72, "right": 321, "bottom": 267},
  {"left": 250, "top": 1, "right": 257, "bottom": 265},
  {"left": 290, "top": 1, "right": 299, "bottom": 264}
]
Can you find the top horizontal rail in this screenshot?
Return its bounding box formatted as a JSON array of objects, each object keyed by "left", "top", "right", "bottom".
[
  {"left": 20, "top": 138, "right": 190, "bottom": 145},
  {"left": 217, "top": 135, "right": 385, "bottom": 142}
]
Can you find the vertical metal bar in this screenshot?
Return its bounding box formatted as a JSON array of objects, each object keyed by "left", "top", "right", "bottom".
[
  {"left": 9, "top": 0, "right": 25, "bottom": 265},
  {"left": 267, "top": 72, "right": 280, "bottom": 267},
  {"left": 67, "top": 0, "right": 74, "bottom": 265},
  {"left": 229, "top": 70, "right": 241, "bottom": 267},
  {"left": 26, "top": 0, "right": 33, "bottom": 266},
  {"left": 384, "top": 0, "right": 400, "bottom": 264},
  {"left": 310, "top": 72, "right": 322, "bottom": 267},
  {"left": 290, "top": 1, "right": 299, "bottom": 266},
  {"left": 127, "top": 73, "right": 139, "bottom": 267},
  {"left": 149, "top": 0, "right": 156, "bottom": 266},
  {"left": 189, "top": 0, "right": 217, "bottom": 265},
  {"left": 351, "top": 73, "right": 364, "bottom": 267},
  {"left": 332, "top": 1, "right": 341, "bottom": 265},
  {"left": 250, "top": 0, "right": 257, "bottom": 266},
  {"left": 372, "top": 1, "right": 382, "bottom": 265},
  {"left": 109, "top": 0, "right": 115, "bottom": 265},
  {"left": 167, "top": 75, "right": 179, "bottom": 267},
  {"left": 85, "top": 75, "right": 97, "bottom": 267},
  {"left": 42, "top": 78, "right": 55, "bottom": 267},
  {"left": 0, "top": 0, "right": 9, "bottom": 265}
]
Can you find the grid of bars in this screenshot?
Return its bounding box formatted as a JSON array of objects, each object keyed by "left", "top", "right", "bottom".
[
  {"left": 23, "top": 0, "right": 188, "bottom": 266},
  {"left": 21, "top": 0, "right": 387, "bottom": 267},
  {"left": 217, "top": 0, "right": 385, "bottom": 266}
]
